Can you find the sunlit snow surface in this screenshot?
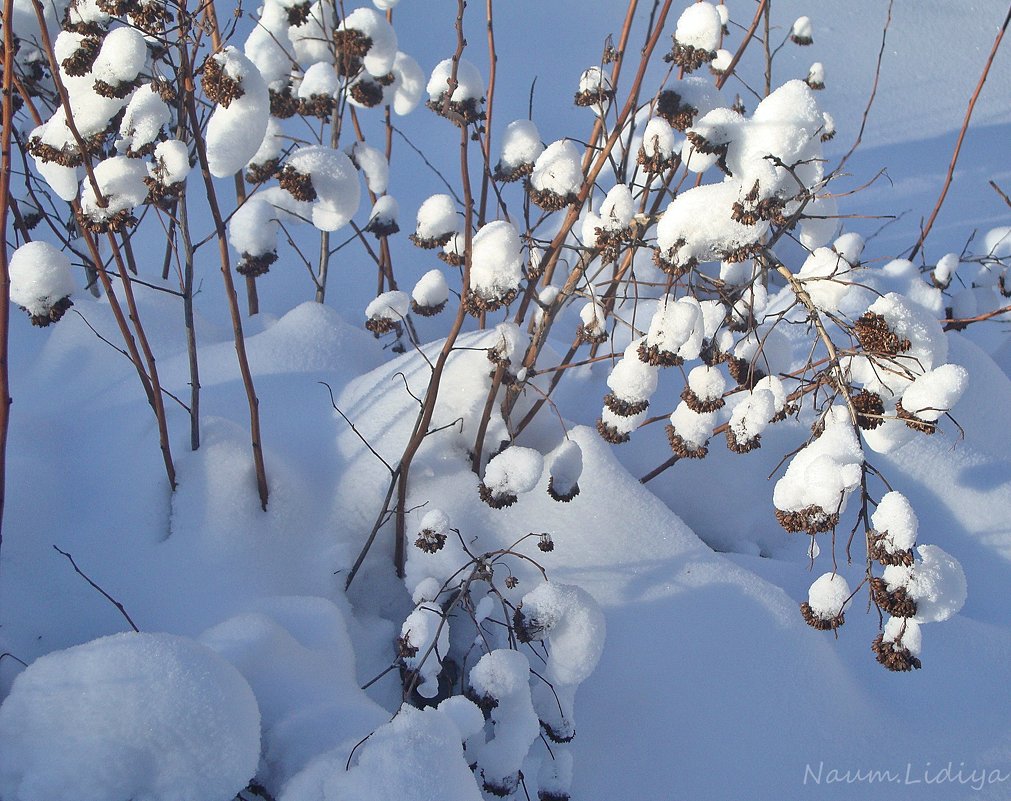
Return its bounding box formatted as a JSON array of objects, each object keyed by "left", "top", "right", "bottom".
[{"left": 1, "top": 1, "right": 1010, "bottom": 800}]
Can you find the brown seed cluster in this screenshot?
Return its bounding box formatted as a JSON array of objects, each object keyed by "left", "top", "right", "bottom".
[
  {"left": 775, "top": 505, "right": 839, "bottom": 535},
  {"left": 731, "top": 180, "right": 786, "bottom": 226},
  {"left": 871, "top": 633, "right": 921, "bottom": 672},
  {"left": 547, "top": 477, "right": 579, "bottom": 503},
  {"left": 666, "top": 424, "right": 708, "bottom": 459},
  {"left": 537, "top": 533, "right": 554, "bottom": 552},
  {"left": 437, "top": 248, "right": 464, "bottom": 267},
  {"left": 574, "top": 86, "right": 614, "bottom": 108},
  {"left": 410, "top": 298, "right": 446, "bottom": 317},
  {"left": 895, "top": 400, "right": 936, "bottom": 435},
  {"left": 870, "top": 577, "right": 918, "bottom": 618},
  {"left": 24, "top": 296, "right": 74, "bottom": 328},
  {"left": 365, "top": 215, "right": 400, "bottom": 239},
  {"left": 868, "top": 533, "right": 915, "bottom": 567},
  {"left": 463, "top": 287, "right": 518, "bottom": 317},
  {"left": 245, "top": 158, "right": 280, "bottom": 185},
  {"left": 479, "top": 482, "right": 518, "bottom": 509},
  {"left": 800, "top": 601, "right": 844, "bottom": 631},
  {"left": 681, "top": 384, "right": 725, "bottom": 413},
  {"left": 851, "top": 389, "right": 885, "bottom": 430},
  {"left": 364, "top": 316, "right": 398, "bottom": 336},
  {"left": 278, "top": 165, "right": 317, "bottom": 202},
  {"left": 298, "top": 94, "right": 336, "bottom": 121},
  {"left": 854, "top": 312, "right": 910, "bottom": 356},
  {"left": 527, "top": 184, "right": 578, "bottom": 213},
  {"left": 269, "top": 87, "right": 299, "bottom": 119},
  {"left": 541, "top": 718, "right": 575, "bottom": 744},
  {"left": 603, "top": 392, "right": 648, "bottom": 417},
  {"left": 414, "top": 527, "right": 447, "bottom": 553},
  {"left": 93, "top": 77, "right": 136, "bottom": 99},
  {"left": 595, "top": 418, "right": 630, "bottom": 444},
  {"left": 665, "top": 43, "right": 714, "bottom": 74},
  {"left": 726, "top": 356, "right": 766, "bottom": 388},
  {"left": 637, "top": 340, "right": 684, "bottom": 368},
  {"left": 236, "top": 251, "right": 277, "bottom": 278},
  {"left": 286, "top": 0, "right": 312, "bottom": 26},
  {"left": 492, "top": 160, "right": 533, "bottom": 183},
  {"left": 656, "top": 90, "right": 698, "bottom": 131},
  {"left": 726, "top": 427, "right": 760, "bottom": 454},
  {"left": 409, "top": 231, "right": 454, "bottom": 250},
  {"left": 652, "top": 242, "right": 696, "bottom": 278},
  {"left": 80, "top": 208, "right": 136, "bottom": 234},
  {"left": 576, "top": 321, "right": 608, "bottom": 346},
  {"left": 395, "top": 632, "right": 419, "bottom": 660},
  {"left": 333, "top": 29, "right": 373, "bottom": 76},
  {"left": 636, "top": 142, "right": 679, "bottom": 175},
  {"left": 61, "top": 35, "right": 102, "bottom": 76},
  {"left": 426, "top": 95, "right": 485, "bottom": 126},
  {"left": 201, "top": 55, "right": 245, "bottom": 108},
  {"left": 350, "top": 77, "right": 384, "bottom": 108}
]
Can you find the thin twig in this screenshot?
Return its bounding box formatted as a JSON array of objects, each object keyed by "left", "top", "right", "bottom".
[{"left": 53, "top": 545, "right": 140, "bottom": 632}]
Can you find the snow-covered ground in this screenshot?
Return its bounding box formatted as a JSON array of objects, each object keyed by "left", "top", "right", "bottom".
[{"left": 1, "top": 1, "right": 1010, "bottom": 800}]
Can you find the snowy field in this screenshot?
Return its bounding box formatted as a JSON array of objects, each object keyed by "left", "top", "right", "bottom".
[{"left": 1, "top": 1, "right": 1009, "bottom": 800}]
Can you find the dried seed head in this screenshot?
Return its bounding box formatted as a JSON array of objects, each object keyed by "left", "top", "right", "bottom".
[
  {"left": 236, "top": 251, "right": 277, "bottom": 278},
  {"left": 576, "top": 321, "right": 609, "bottom": 346},
  {"left": 666, "top": 43, "right": 715, "bottom": 74},
  {"left": 245, "top": 158, "right": 280, "bottom": 185},
  {"left": 726, "top": 356, "right": 766, "bottom": 388},
  {"left": 298, "top": 93, "right": 336, "bottom": 120},
  {"left": 868, "top": 532, "right": 915, "bottom": 567},
  {"left": 775, "top": 505, "right": 839, "bottom": 535},
  {"left": 350, "top": 76, "right": 384, "bottom": 108},
  {"left": 333, "top": 28, "right": 372, "bottom": 76},
  {"left": 666, "top": 423, "right": 708, "bottom": 459},
  {"left": 269, "top": 87, "right": 299, "bottom": 119},
  {"left": 726, "top": 426, "right": 760, "bottom": 454},
  {"left": 854, "top": 311, "right": 911, "bottom": 355},
  {"left": 527, "top": 183, "right": 578, "bottom": 212},
  {"left": 463, "top": 286, "right": 518, "bottom": 317},
  {"left": 537, "top": 533, "right": 554, "bottom": 552},
  {"left": 656, "top": 90, "right": 698, "bottom": 131},
  {"left": 851, "top": 389, "right": 885, "bottom": 430},
  {"left": 395, "top": 632, "right": 419, "bottom": 660},
  {"left": 870, "top": 577, "right": 918, "bottom": 618},
  {"left": 871, "top": 632, "right": 921, "bottom": 672},
  {"left": 286, "top": 0, "right": 311, "bottom": 26},
  {"left": 201, "top": 54, "right": 245, "bottom": 108},
  {"left": 61, "top": 35, "right": 102, "bottom": 76},
  {"left": 652, "top": 243, "right": 696, "bottom": 278},
  {"left": 596, "top": 418, "right": 630, "bottom": 444},
  {"left": 479, "top": 482, "right": 518, "bottom": 509},
  {"left": 680, "top": 384, "right": 724, "bottom": 414},
  {"left": 800, "top": 601, "right": 844, "bottom": 631},
  {"left": 602, "top": 392, "right": 649, "bottom": 418},
  {"left": 414, "top": 527, "right": 447, "bottom": 553},
  {"left": 895, "top": 400, "right": 937, "bottom": 434},
  {"left": 24, "top": 295, "right": 73, "bottom": 328},
  {"left": 277, "top": 165, "right": 317, "bottom": 202},
  {"left": 505, "top": 575, "right": 519, "bottom": 589},
  {"left": 546, "top": 476, "right": 579, "bottom": 503}
]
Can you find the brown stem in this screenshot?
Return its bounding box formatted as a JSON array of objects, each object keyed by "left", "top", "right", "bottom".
[
  {"left": 909, "top": 3, "right": 1011, "bottom": 260},
  {"left": 181, "top": 21, "right": 269, "bottom": 510},
  {"left": 176, "top": 191, "right": 201, "bottom": 450},
  {"left": 0, "top": 0, "right": 16, "bottom": 558}
]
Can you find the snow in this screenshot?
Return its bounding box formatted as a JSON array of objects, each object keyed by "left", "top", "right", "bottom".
[
  {"left": 597, "top": 183, "right": 633, "bottom": 231},
  {"left": 807, "top": 573, "right": 851, "bottom": 619},
  {"left": 882, "top": 616, "right": 921, "bottom": 656},
  {"left": 900, "top": 363, "right": 969, "bottom": 422},
  {"left": 229, "top": 199, "right": 279, "bottom": 258},
  {"left": 645, "top": 295, "right": 704, "bottom": 361},
  {"left": 674, "top": 2, "right": 723, "bottom": 53},
  {"left": 298, "top": 61, "right": 339, "bottom": 99},
  {"left": 285, "top": 146, "right": 361, "bottom": 231},
  {"left": 791, "top": 15, "right": 813, "bottom": 43},
  {"left": 427, "top": 57, "right": 484, "bottom": 103},
  {"left": 412, "top": 269, "right": 449, "bottom": 308},
  {"left": 546, "top": 439, "right": 583, "bottom": 499},
  {"left": 497, "top": 119, "right": 543, "bottom": 173},
  {"left": 206, "top": 48, "right": 270, "bottom": 178},
  {"left": 349, "top": 141, "right": 388, "bottom": 194},
  {"left": 482, "top": 446, "right": 544, "bottom": 497},
  {"left": 772, "top": 406, "right": 863, "bottom": 519},
  {"left": 387, "top": 52, "right": 425, "bottom": 115},
  {"left": 470, "top": 220, "right": 523, "bottom": 299},
  {"left": 517, "top": 582, "right": 605, "bottom": 686},
  {"left": 365, "top": 290, "right": 409, "bottom": 322},
  {"left": 0, "top": 632, "right": 260, "bottom": 801},
  {"left": 414, "top": 193, "right": 459, "bottom": 240},
  {"left": 468, "top": 649, "right": 538, "bottom": 793},
  {"left": 907, "top": 545, "right": 968, "bottom": 624},
  {"left": 117, "top": 85, "right": 171, "bottom": 154},
  {"left": 728, "top": 388, "right": 776, "bottom": 443},
  {"left": 279, "top": 703, "right": 482, "bottom": 801},
  {"left": 80, "top": 155, "right": 148, "bottom": 223},
  {"left": 9, "top": 242, "right": 74, "bottom": 317},
  {"left": 606, "top": 349, "right": 658, "bottom": 404},
  {"left": 530, "top": 139, "right": 582, "bottom": 197},
  {"left": 640, "top": 117, "right": 677, "bottom": 161},
  {"left": 339, "top": 8, "right": 398, "bottom": 77},
  {"left": 668, "top": 402, "right": 715, "bottom": 449},
  {"left": 401, "top": 603, "right": 449, "bottom": 699},
  {"left": 91, "top": 27, "right": 147, "bottom": 86},
  {"left": 150, "top": 140, "right": 191, "bottom": 186},
  {"left": 244, "top": 0, "right": 294, "bottom": 87},
  {"left": 797, "top": 246, "right": 856, "bottom": 313},
  {"left": 871, "top": 491, "right": 918, "bottom": 553}
]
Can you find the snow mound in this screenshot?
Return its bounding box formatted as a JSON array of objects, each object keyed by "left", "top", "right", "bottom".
[{"left": 0, "top": 632, "right": 260, "bottom": 801}]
